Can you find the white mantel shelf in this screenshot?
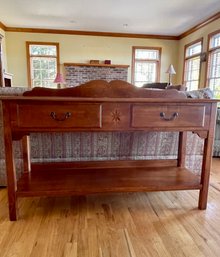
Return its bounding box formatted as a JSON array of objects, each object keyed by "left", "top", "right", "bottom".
[
  {"left": 64, "top": 63, "right": 129, "bottom": 68},
  {"left": 4, "top": 72, "right": 13, "bottom": 78}
]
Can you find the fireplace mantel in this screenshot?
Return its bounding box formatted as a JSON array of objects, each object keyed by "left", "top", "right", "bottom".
[{"left": 64, "top": 63, "right": 129, "bottom": 68}]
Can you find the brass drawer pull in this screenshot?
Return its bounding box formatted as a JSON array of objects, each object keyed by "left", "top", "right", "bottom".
[
  {"left": 160, "top": 112, "right": 178, "bottom": 121},
  {"left": 50, "top": 112, "right": 71, "bottom": 121}
]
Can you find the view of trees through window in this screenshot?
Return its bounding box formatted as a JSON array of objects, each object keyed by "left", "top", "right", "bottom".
[
  {"left": 27, "top": 43, "right": 59, "bottom": 88},
  {"left": 132, "top": 47, "right": 161, "bottom": 87},
  {"left": 183, "top": 40, "right": 202, "bottom": 91},
  {"left": 207, "top": 31, "right": 220, "bottom": 99}
]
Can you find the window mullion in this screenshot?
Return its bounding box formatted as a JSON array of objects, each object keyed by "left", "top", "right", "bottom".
[{"left": 207, "top": 31, "right": 220, "bottom": 99}]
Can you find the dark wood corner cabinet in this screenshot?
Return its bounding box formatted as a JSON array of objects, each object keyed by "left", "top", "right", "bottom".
[{"left": 1, "top": 80, "right": 218, "bottom": 221}]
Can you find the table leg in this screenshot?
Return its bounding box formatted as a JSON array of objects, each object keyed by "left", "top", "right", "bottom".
[
  {"left": 199, "top": 103, "right": 216, "bottom": 209},
  {"left": 3, "top": 125, "right": 17, "bottom": 221},
  {"left": 199, "top": 136, "right": 213, "bottom": 209}
]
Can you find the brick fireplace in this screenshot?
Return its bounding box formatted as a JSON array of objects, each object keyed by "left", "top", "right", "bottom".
[{"left": 64, "top": 63, "right": 129, "bottom": 87}]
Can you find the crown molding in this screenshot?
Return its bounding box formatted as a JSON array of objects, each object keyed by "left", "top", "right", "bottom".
[
  {"left": 4, "top": 27, "right": 178, "bottom": 40},
  {"left": 0, "top": 21, "right": 6, "bottom": 31},
  {"left": 1, "top": 12, "right": 219, "bottom": 40},
  {"left": 178, "top": 12, "right": 220, "bottom": 39}
]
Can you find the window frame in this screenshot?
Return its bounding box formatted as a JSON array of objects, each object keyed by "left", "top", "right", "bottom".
[
  {"left": 206, "top": 29, "right": 220, "bottom": 91},
  {"left": 0, "top": 35, "right": 3, "bottom": 87},
  {"left": 131, "top": 46, "right": 161, "bottom": 86},
  {"left": 26, "top": 41, "right": 60, "bottom": 88},
  {"left": 182, "top": 38, "right": 203, "bottom": 90}
]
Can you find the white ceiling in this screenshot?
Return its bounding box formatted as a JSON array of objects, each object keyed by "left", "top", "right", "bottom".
[{"left": 0, "top": 0, "right": 220, "bottom": 36}]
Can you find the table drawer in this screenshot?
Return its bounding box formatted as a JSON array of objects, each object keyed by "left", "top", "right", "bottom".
[
  {"left": 16, "top": 103, "right": 102, "bottom": 128},
  {"left": 131, "top": 104, "right": 205, "bottom": 128}
]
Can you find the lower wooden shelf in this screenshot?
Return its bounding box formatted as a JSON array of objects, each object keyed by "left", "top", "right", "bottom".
[{"left": 16, "top": 166, "right": 202, "bottom": 197}]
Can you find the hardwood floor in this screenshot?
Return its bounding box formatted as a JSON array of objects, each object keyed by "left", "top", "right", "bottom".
[{"left": 0, "top": 158, "right": 220, "bottom": 257}]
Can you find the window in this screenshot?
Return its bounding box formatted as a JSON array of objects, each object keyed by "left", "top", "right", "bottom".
[
  {"left": 183, "top": 39, "right": 202, "bottom": 91},
  {"left": 207, "top": 30, "right": 220, "bottom": 99},
  {"left": 132, "top": 47, "right": 161, "bottom": 87},
  {"left": 26, "top": 42, "right": 59, "bottom": 88}
]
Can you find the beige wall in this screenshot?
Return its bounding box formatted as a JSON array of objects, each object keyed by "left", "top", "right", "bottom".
[
  {"left": 5, "top": 32, "right": 178, "bottom": 87},
  {"left": 176, "top": 18, "right": 220, "bottom": 88},
  {"left": 5, "top": 17, "right": 219, "bottom": 88},
  {"left": 0, "top": 28, "right": 8, "bottom": 72}
]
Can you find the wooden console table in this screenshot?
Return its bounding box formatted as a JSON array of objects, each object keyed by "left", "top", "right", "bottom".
[{"left": 1, "top": 80, "right": 218, "bottom": 220}]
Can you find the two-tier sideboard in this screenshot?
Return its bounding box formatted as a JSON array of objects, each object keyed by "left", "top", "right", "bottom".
[{"left": 1, "top": 80, "right": 218, "bottom": 220}]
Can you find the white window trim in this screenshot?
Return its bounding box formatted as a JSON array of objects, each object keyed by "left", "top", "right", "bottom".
[
  {"left": 26, "top": 42, "right": 60, "bottom": 88},
  {"left": 132, "top": 46, "right": 161, "bottom": 87},
  {"left": 183, "top": 38, "right": 203, "bottom": 91}
]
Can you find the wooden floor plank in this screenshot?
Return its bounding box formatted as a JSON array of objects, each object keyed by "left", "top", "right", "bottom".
[{"left": 0, "top": 158, "right": 220, "bottom": 257}]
